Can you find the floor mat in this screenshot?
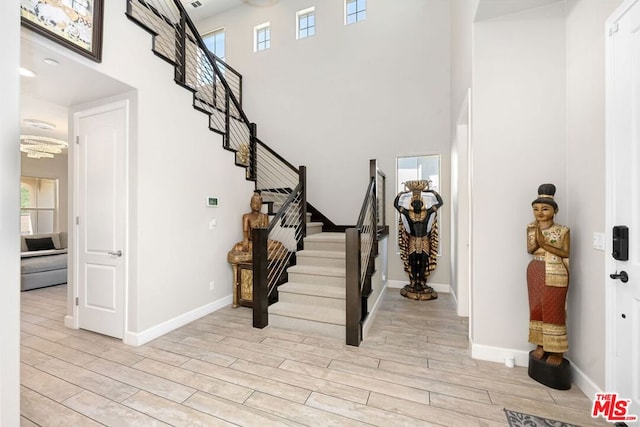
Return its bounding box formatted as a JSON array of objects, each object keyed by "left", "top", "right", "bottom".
[{"left": 504, "top": 408, "right": 577, "bottom": 427}]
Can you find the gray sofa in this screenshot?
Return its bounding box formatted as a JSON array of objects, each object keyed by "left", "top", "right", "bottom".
[{"left": 20, "top": 232, "right": 68, "bottom": 291}]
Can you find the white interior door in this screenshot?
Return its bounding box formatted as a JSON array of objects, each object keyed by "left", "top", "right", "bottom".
[
  {"left": 75, "top": 101, "right": 127, "bottom": 339},
  {"left": 607, "top": 0, "right": 640, "bottom": 419}
]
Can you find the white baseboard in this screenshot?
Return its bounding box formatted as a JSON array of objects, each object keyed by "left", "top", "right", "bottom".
[
  {"left": 123, "top": 294, "right": 233, "bottom": 346},
  {"left": 387, "top": 279, "right": 450, "bottom": 294},
  {"left": 363, "top": 285, "right": 388, "bottom": 339},
  {"left": 64, "top": 315, "right": 77, "bottom": 329},
  {"left": 565, "top": 356, "right": 602, "bottom": 399},
  {"left": 471, "top": 343, "right": 532, "bottom": 368},
  {"left": 472, "top": 343, "right": 604, "bottom": 398}
]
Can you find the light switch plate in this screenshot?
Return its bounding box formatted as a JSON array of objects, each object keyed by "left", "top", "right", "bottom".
[{"left": 593, "top": 232, "right": 605, "bottom": 251}]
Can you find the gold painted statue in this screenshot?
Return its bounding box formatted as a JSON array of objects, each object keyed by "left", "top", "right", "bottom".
[
  {"left": 227, "top": 191, "right": 285, "bottom": 308},
  {"left": 526, "top": 183, "right": 570, "bottom": 366},
  {"left": 231, "top": 191, "right": 270, "bottom": 255},
  {"left": 394, "top": 180, "right": 443, "bottom": 300}
]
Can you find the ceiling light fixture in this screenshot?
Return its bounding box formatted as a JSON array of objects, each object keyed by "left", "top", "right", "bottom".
[
  {"left": 43, "top": 58, "right": 59, "bottom": 66},
  {"left": 242, "top": 0, "right": 279, "bottom": 7},
  {"left": 19, "top": 67, "right": 36, "bottom": 78},
  {"left": 23, "top": 119, "right": 57, "bottom": 130},
  {"left": 20, "top": 135, "right": 68, "bottom": 159}
]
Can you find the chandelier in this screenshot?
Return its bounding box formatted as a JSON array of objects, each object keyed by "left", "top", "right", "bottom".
[{"left": 20, "top": 135, "right": 68, "bottom": 159}]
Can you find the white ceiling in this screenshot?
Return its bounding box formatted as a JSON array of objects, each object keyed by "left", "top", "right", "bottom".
[
  {"left": 475, "top": 0, "right": 563, "bottom": 21},
  {"left": 20, "top": 35, "right": 132, "bottom": 142}
]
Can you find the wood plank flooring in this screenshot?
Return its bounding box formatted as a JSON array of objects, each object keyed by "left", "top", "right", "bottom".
[{"left": 20, "top": 285, "right": 607, "bottom": 426}]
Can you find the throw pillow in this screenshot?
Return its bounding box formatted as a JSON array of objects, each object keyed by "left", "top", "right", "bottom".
[{"left": 25, "top": 237, "right": 56, "bottom": 251}]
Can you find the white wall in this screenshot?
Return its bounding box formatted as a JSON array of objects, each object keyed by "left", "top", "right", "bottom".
[
  {"left": 472, "top": 3, "right": 567, "bottom": 358},
  {"left": 451, "top": 0, "right": 479, "bottom": 128},
  {"left": 100, "top": 2, "right": 256, "bottom": 335},
  {"left": 196, "top": 0, "right": 452, "bottom": 286},
  {"left": 25, "top": 1, "right": 255, "bottom": 340},
  {"left": 21, "top": 152, "right": 69, "bottom": 232},
  {"left": 0, "top": 1, "right": 21, "bottom": 424},
  {"left": 564, "top": 0, "right": 622, "bottom": 390},
  {"left": 467, "top": 0, "right": 623, "bottom": 394}
]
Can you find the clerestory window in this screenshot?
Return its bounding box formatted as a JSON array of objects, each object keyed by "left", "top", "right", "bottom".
[
  {"left": 254, "top": 22, "right": 271, "bottom": 52},
  {"left": 297, "top": 7, "right": 316, "bottom": 39},
  {"left": 345, "top": 0, "right": 366, "bottom": 25}
]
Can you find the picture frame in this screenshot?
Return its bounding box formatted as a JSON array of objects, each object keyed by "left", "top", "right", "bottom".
[{"left": 20, "top": 0, "right": 104, "bottom": 63}]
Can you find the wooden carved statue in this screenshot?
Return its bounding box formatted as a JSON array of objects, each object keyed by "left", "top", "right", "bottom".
[
  {"left": 227, "top": 191, "right": 284, "bottom": 308},
  {"left": 394, "top": 180, "right": 443, "bottom": 301},
  {"left": 526, "top": 183, "right": 572, "bottom": 389}
]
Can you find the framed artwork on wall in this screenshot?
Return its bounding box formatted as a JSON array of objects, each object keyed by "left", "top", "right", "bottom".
[{"left": 20, "top": 0, "right": 104, "bottom": 62}]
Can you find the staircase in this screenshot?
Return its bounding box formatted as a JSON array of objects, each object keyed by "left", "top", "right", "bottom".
[
  {"left": 270, "top": 232, "right": 347, "bottom": 339},
  {"left": 125, "top": 0, "right": 383, "bottom": 345}
]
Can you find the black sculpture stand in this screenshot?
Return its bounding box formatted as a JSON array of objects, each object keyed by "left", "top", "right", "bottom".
[
  {"left": 528, "top": 350, "right": 571, "bottom": 390},
  {"left": 400, "top": 284, "right": 438, "bottom": 301}
]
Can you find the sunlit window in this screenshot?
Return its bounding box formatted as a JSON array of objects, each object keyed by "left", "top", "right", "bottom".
[
  {"left": 345, "top": 0, "right": 366, "bottom": 25},
  {"left": 203, "top": 28, "right": 225, "bottom": 60},
  {"left": 254, "top": 22, "right": 271, "bottom": 52},
  {"left": 297, "top": 7, "right": 315, "bottom": 39},
  {"left": 21, "top": 177, "right": 58, "bottom": 235},
  {"left": 395, "top": 155, "right": 440, "bottom": 253}
]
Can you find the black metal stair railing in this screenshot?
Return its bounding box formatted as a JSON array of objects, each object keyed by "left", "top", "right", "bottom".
[
  {"left": 253, "top": 167, "right": 307, "bottom": 328},
  {"left": 126, "top": 0, "right": 252, "bottom": 168},
  {"left": 125, "top": 0, "right": 309, "bottom": 328},
  {"left": 346, "top": 160, "right": 384, "bottom": 346}
]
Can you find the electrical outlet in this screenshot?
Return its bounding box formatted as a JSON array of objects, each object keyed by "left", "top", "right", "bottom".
[{"left": 209, "top": 281, "right": 215, "bottom": 290}]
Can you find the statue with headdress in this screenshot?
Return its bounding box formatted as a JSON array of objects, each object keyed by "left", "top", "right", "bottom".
[
  {"left": 526, "top": 183, "right": 572, "bottom": 389},
  {"left": 394, "top": 180, "right": 443, "bottom": 300}
]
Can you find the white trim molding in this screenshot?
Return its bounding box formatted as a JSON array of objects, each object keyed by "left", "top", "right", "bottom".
[{"left": 123, "top": 294, "right": 233, "bottom": 346}]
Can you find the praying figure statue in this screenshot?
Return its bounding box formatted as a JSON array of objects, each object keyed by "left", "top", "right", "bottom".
[
  {"left": 394, "top": 180, "right": 443, "bottom": 301},
  {"left": 527, "top": 183, "right": 570, "bottom": 366}
]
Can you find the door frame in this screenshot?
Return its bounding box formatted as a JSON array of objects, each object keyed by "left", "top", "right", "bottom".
[
  {"left": 65, "top": 96, "right": 132, "bottom": 339},
  {"left": 452, "top": 90, "right": 473, "bottom": 329},
  {"left": 604, "top": 0, "right": 638, "bottom": 393}
]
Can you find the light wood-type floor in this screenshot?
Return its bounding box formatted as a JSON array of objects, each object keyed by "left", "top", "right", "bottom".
[{"left": 20, "top": 285, "right": 608, "bottom": 426}]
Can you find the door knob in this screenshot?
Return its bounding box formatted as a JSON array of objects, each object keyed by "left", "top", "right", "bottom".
[
  {"left": 609, "top": 270, "right": 628, "bottom": 283},
  {"left": 108, "top": 250, "right": 123, "bottom": 257}
]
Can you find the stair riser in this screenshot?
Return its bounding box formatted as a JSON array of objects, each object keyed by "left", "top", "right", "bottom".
[
  {"left": 278, "top": 292, "right": 345, "bottom": 310},
  {"left": 269, "top": 314, "right": 345, "bottom": 339},
  {"left": 296, "top": 256, "right": 345, "bottom": 269},
  {"left": 306, "top": 224, "right": 323, "bottom": 236},
  {"left": 287, "top": 272, "right": 345, "bottom": 287},
  {"left": 304, "top": 241, "right": 345, "bottom": 252}
]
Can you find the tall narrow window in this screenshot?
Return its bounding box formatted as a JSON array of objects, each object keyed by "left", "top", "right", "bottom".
[
  {"left": 203, "top": 28, "right": 225, "bottom": 60},
  {"left": 297, "top": 7, "right": 315, "bottom": 39},
  {"left": 395, "top": 155, "right": 440, "bottom": 253},
  {"left": 345, "top": 0, "right": 366, "bottom": 25},
  {"left": 20, "top": 177, "right": 58, "bottom": 235},
  {"left": 254, "top": 22, "right": 271, "bottom": 52}
]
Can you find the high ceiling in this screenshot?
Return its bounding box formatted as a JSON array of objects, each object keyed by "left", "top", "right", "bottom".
[
  {"left": 475, "top": 0, "right": 563, "bottom": 21},
  {"left": 20, "top": 0, "right": 559, "bottom": 147},
  {"left": 19, "top": 0, "right": 280, "bottom": 146}
]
